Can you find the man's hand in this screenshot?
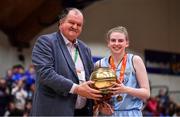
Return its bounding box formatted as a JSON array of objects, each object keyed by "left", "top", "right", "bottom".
[{"left": 74, "top": 81, "right": 102, "bottom": 100}]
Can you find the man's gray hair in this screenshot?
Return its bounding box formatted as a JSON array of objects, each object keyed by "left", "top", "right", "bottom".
[{"left": 58, "top": 7, "right": 83, "bottom": 23}]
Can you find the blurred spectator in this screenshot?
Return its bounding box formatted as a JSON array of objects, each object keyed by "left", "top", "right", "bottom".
[
  {"left": 166, "top": 96, "right": 176, "bottom": 116},
  {"left": 23, "top": 100, "right": 32, "bottom": 117},
  {"left": 0, "top": 78, "right": 10, "bottom": 116},
  {"left": 24, "top": 64, "right": 35, "bottom": 91},
  {"left": 5, "top": 69, "right": 14, "bottom": 93},
  {"left": 11, "top": 79, "right": 28, "bottom": 115},
  {"left": 12, "top": 64, "right": 26, "bottom": 82},
  {"left": 156, "top": 88, "right": 169, "bottom": 107},
  {"left": 144, "top": 96, "right": 160, "bottom": 116},
  {"left": 26, "top": 83, "right": 35, "bottom": 101},
  {"left": 156, "top": 88, "right": 170, "bottom": 115},
  {"left": 173, "top": 104, "right": 180, "bottom": 117},
  {"left": 4, "top": 101, "right": 23, "bottom": 116}
]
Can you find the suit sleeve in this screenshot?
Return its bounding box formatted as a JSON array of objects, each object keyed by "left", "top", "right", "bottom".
[{"left": 32, "top": 36, "right": 73, "bottom": 96}]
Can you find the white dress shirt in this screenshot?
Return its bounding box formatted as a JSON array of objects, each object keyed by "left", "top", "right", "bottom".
[{"left": 61, "top": 33, "right": 87, "bottom": 109}]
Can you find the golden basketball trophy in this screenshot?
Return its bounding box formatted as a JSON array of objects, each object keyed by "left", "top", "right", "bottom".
[
  {"left": 90, "top": 67, "right": 117, "bottom": 94},
  {"left": 90, "top": 67, "right": 117, "bottom": 116}
]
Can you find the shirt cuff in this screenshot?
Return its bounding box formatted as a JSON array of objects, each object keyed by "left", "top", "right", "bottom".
[{"left": 69, "top": 83, "right": 78, "bottom": 94}]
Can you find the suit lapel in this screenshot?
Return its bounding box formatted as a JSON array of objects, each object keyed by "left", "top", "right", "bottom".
[
  {"left": 56, "top": 32, "right": 78, "bottom": 79},
  {"left": 76, "top": 42, "right": 89, "bottom": 81}
]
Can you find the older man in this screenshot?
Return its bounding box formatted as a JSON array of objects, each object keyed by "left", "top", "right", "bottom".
[{"left": 31, "top": 8, "right": 102, "bottom": 116}]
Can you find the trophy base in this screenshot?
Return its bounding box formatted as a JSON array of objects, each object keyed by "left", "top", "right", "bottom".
[{"left": 100, "top": 88, "right": 109, "bottom": 94}]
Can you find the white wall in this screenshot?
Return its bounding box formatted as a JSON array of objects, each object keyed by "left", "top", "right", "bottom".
[{"left": 0, "top": 31, "right": 33, "bottom": 77}]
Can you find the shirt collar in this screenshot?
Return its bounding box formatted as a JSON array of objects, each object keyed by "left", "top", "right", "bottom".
[{"left": 61, "top": 32, "right": 78, "bottom": 46}]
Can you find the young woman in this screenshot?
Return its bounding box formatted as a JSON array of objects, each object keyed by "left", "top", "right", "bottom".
[{"left": 95, "top": 26, "right": 150, "bottom": 116}]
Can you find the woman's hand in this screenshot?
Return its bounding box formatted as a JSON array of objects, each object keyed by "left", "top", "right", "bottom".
[{"left": 108, "top": 81, "right": 127, "bottom": 95}]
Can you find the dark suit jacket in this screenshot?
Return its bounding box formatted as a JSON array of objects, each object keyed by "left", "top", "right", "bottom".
[{"left": 31, "top": 32, "right": 94, "bottom": 116}]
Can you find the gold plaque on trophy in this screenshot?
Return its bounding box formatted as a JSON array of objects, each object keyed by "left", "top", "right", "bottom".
[{"left": 90, "top": 67, "right": 117, "bottom": 94}]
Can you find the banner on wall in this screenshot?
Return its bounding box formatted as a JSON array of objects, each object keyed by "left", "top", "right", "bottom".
[{"left": 145, "top": 50, "right": 180, "bottom": 75}]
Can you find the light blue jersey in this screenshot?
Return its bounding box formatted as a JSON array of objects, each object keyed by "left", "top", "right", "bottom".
[{"left": 95, "top": 54, "right": 143, "bottom": 117}]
